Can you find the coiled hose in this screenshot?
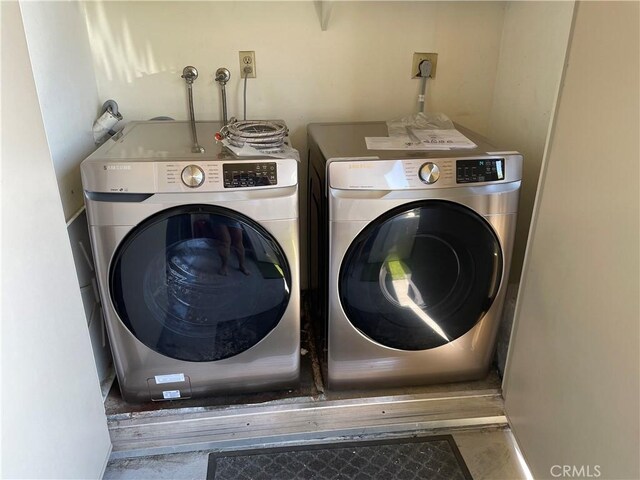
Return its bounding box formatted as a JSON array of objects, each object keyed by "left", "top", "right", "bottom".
[{"left": 217, "top": 119, "right": 288, "bottom": 153}]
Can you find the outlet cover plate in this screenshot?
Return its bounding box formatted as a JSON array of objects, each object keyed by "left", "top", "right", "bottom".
[
  {"left": 411, "top": 53, "right": 437, "bottom": 79},
  {"left": 239, "top": 51, "right": 256, "bottom": 78}
]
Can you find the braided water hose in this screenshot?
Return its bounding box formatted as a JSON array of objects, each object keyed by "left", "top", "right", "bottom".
[{"left": 216, "top": 119, "right": 288, "bottom": 152}]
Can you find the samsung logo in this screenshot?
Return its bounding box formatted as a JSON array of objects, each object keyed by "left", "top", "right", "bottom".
[{"left": 104, "top": 164, "right": 131, "bottom": 171}]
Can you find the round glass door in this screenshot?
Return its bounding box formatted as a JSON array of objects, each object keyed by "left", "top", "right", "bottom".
[
  {"left": 109, "top": 205, "right": 291, "bottom": 362},
  {"left": 339, "top": 200, "right": 502, "bottom": 351}
]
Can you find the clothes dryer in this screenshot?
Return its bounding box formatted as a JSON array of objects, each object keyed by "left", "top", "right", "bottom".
[
  {"left": 82, "top": 121, "right": 300, "bottom": 402},
  {"left": 308, "top": 122, "right": 521, "bottom": 389}
]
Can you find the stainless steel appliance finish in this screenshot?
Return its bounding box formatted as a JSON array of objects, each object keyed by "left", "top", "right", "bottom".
[
  {"left": 308, "top": 122, "right": 522, "bottom": 389},
  {"left": 82, "top": 121, "right": 300, "bottom": 402}
]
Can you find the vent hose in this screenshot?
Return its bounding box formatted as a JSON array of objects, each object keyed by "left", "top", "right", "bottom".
[{"left": 93, "top": 100, "right": 122, "bottom": 144}]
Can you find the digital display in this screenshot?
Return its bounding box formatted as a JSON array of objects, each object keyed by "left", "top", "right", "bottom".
[
  {"left": 223, "top": 162, "right": 277, "bottom": 188},
  {"left": 456, "top": 159, "right": 505, "bottom": 184}
]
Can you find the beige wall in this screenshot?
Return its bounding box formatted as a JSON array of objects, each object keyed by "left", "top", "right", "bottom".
[
  {"left": 503, "top": 2, "right": 639, "bottom": 479},
  {"left": 82, "top": 1, "right": 506, "bottom": 151},
  {"left": 21, "top": 1, "right": 101, "bottom": 221},
  {"left": 21, "top": 0, "right": 113, "bottom": 385},
  {"left": 489, "top": 1, "right": 574, "bottom": 283},
  {"left": 0, "top": 2, "right": 111, "bottom": 477}
]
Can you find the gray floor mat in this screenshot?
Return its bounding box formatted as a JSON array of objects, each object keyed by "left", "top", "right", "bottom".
[{"left": 207, "top": 435, "right": 473, "bottom": 480}]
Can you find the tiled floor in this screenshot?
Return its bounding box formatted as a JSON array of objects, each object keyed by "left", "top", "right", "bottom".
[{"left": 103, "top": 428, "right": 528, "bottom": 480}]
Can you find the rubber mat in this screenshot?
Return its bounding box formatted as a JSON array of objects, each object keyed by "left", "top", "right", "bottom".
[{"left": 207, "top": 435, "right": 473, "bottom": 480}]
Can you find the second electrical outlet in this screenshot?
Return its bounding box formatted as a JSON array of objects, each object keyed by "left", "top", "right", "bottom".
[{"left": 239, "top": 51, "right": 256, "bottom": 78}]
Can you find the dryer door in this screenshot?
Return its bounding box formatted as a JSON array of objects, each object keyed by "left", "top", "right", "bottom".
[
  {"left": 109, "top": 204, "right": 291, "bottom": 362},
  {"left": 339, "top": 200, "right": 502, "bottom": 351}
]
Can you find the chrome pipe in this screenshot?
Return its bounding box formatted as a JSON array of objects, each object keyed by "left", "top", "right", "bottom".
[
  {"left": 220, "top": 83, "right": 228, "bottom": 126},
  {"left": 181, "top": 66, "right": 205, "bottom": 153},
  {"left": 215, "top": 68, "right": 231, "bottom": 126}
]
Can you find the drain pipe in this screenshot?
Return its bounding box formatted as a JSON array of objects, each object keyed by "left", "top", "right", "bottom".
[
  {"left": 215, "top": 67, "right": 231, "bottom": 126},
  {"left": 181, "top": 66, "right": 205, "bottom": 153}
]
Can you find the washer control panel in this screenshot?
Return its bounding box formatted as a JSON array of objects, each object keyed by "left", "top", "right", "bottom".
[
  {"left": 456, "top": 158, "right": 505, "bottom": 184},
  {"left": 223, "top": 162, "right": 277, "bottom": 188},
  {"left": 83, "top": 158, "right": 298, "bottom": 194}
]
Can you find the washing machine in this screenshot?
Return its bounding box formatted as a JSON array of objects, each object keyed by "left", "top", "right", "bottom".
[
  {"left": 81, "top": 121, "right": 300, "bottom": 402},
  {"left": 308, "top": 122, "right": 522, "bottom": 389}
]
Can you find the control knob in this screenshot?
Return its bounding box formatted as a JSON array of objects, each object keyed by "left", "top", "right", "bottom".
[
  {"left": 181, "top": 165, "right": 205, "bottom": 188},
  {"left": 419, "top": 162, "right": 440, "bottom": 184}
]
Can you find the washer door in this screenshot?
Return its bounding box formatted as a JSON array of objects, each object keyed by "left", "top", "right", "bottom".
[
  {"left": 109, "top": 204, "right": 291, "bottom": 362},
  {"left": 339, "top": 200, "right": 503, "bottom": 351}
]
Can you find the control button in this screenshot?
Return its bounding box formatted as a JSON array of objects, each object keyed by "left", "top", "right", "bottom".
[
  {"left": 181, "top": 165, "right": 205, "bottom": 188},
  {"left": 418, "top": 162, "right": 440, "bottom": 184}
]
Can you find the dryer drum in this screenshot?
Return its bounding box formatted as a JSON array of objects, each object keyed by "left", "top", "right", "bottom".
[
  {"left": 339, "top": 200, "right": 503, "bottom": 351},
  {"left": 109, "top": 204, "right": 292, "bottom": 362}
]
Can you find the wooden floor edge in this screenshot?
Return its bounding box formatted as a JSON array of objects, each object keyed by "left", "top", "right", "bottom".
[
  {"left": 109, "top": 416, "right": 508, "bottom": 459},
  {"left": 109, "top": 392, "right": 506, "bottom": 459}
]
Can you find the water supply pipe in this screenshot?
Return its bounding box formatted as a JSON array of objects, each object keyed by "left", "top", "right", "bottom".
[
  {"left": 215, "top": 67, "right": 231, "bottom": 126},
  {"left": 181, "top": 66, "right": 205, "bottom": 153}
]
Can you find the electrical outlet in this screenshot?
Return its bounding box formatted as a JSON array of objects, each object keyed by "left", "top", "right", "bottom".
[
  {"left": 239, "top": 51, "right": 256, "bottom": 78},
  {"left": 411, "top": 53, "right": 437, "bottom": 79}
]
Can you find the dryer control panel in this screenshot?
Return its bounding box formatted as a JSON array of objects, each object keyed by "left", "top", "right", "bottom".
[
  {"left": 456, "top": 158, "right": 505, "bottom": 183},
  {"left": 328, "top": 155, "right": 522, "bottom": 190}
]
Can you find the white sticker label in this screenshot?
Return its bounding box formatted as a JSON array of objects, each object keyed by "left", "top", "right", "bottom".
[
  {"left": 155, "top": 373, "right": 185, "bottom": 384},
  {"left": 162, "top": 390, "right": 181, "bottom": 399}
]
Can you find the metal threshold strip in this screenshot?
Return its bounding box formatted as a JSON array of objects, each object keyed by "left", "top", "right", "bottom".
[{"left": 108, "top": 388, "right": 506, "bottom": 459}]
